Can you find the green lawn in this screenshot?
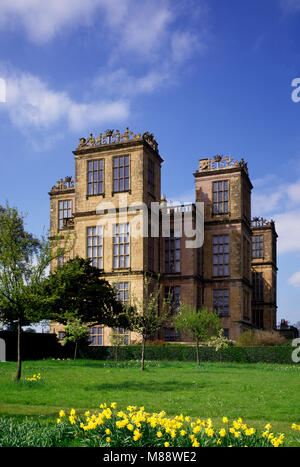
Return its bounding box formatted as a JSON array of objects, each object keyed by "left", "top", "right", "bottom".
[{"left": 0, "top": 359, "right": 299, "bottom": 446}]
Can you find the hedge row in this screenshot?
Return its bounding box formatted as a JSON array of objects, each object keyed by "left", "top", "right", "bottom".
[{"left": 76, "top": 343, "right": 295, "bottom": 364}]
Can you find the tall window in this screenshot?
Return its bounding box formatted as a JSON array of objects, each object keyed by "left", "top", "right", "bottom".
[
  {"left": 165, "top": 233, "right": 180, "bottom": 273},
  {"left": 114, "top": 282, "right": 129, "bottom": 304},
  {"left": 113, "top": 223, "right": 130, "bottom": 268},
  {"left": 87, "top": 226, "right": 103, "bottom": 269},
  {"left": 148, "top": 158, "right": 154, "bottom": 193},
  {"left": 252, "top": 272, "right": 264, "bottom": 301},
  {"left": 87, "top": 159, "right": 104, "bottom": 195},
  {"left": 213, "top": 289, "right": 229, "bottom": 316},
  {"left": 213, "top": 235, "right": 229, "bottom": 277},
  {"left": 113, "top": 156, "right": 130, "bottom": 192},
  {"left": 58, "top": 200, "right": 72, "bottom": 229},
  {"left": 252, "top": 235, "right": 263, "bottom": 258},
  {"left": 165, "top": 286, "right": 180, "bottom": 314},
  {"left": 213, "top": 181, "right": 229, "bottom": 214},
  {"left": 89, "top": 326, "right": 103, "bottom": 345}
]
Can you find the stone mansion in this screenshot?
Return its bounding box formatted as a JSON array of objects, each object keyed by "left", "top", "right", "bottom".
[{"left": 49, "top": 128, "right": 277, "bottom": 344}]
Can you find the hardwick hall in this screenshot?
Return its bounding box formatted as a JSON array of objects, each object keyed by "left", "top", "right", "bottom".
[{"left": 49, "top": 128, "right": 277, "bottom": 345}]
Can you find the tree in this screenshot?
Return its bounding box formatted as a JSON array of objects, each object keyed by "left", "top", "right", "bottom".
[
  {"left": 0, "top": 202, "right": 69, "bottom": 381},
  {"left": 127, "top": 276, "right": 169, "bottom": 371},
  {"left": 174, "top": 306, "right": 222, "bottom": 366},
  {"left": 63, "top": 317, "right": 89, "bottom": 360},
  {"left": 207, "top": 329, "right": 234, "bottom": 361},
  {"left": 41, "top": 257, "right": 132, "bottom": 329}
]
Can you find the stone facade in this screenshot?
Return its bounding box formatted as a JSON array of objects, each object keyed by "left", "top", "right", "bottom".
[{"left": 49, "top": 130, "right": 277, "bottom": 344}]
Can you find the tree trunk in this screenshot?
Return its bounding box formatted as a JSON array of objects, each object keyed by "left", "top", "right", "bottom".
[
  {"left": 196, "top": 339, "right": 200, "bottom": 366},
  {"left": 141, "top": 337, "right": 145, "bottom": 371},
  {"left": 16, "top": 319, "right": 22, "bottom": 382},
  {"left": 74, "top": 341, "right": 78, "bottom": 360}
]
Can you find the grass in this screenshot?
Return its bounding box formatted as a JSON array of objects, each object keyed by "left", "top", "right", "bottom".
[{"left": 0, "top": 359, "right": 299, "bottom": 446}]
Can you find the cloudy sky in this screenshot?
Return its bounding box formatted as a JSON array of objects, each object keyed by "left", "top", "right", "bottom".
[{"left": 0, "top": 0, "right": 300, "bottom": 324}]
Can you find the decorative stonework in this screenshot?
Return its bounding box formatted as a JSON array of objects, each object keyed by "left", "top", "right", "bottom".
[
  {"left": 51, "top": 176, "right": 75, "bottom": 192},
  {"left": 76, "top": 127, "right": 159, "bottom": 153},
  {"left": 251, "top": 217, "right": 274, "bottom": 227},
  {"left": 198, "top": 155, "right": 248, "bottom": 175}
]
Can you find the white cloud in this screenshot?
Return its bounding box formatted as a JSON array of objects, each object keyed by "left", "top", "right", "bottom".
[
  {"left": 252, "top": 190, "right": 284, "bottom": 216},
  {"left": 279, "top": 0, "right": 300, "bottom": 13},
  {"left": 252, "top": 176, "right": 300, "bottom": 254},
  {"left": 94, "top": 67, "right": 173, "bottom": 97},
  {"left": 286, "top": 179, "right": 300, "bottom": 203},
  {"left": 288, "top": 271, "right": 300, "bottom": 287},
  {"left": 171, "top": 31, "right": 204, "bottom": 63},
  {"left": 2, "top": 70, "right": 129, "bottom": 132},
  {"left": 0, "top": 0, "right": 209, "bottom": 132},
  {"left": 271, "top": 209, "right": 300, "bottom": 254},
  {"left": 0, "top": 0, "right": 102, "bottom": 43}
]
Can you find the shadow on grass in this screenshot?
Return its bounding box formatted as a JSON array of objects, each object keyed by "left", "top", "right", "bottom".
[{"left": 82, "top": 380, "right": 217, "bottom": 392}]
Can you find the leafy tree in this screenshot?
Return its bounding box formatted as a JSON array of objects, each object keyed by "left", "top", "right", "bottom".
[
  {"left": 0, "top": 202, "right": 69, "bottom": 381},
  {"left": 127, "top": 276, "right": 169, "bottom": 371},
  {"left": 41, "top": 257, "right": 132, "bottom": 329},
  {"left": 174, "top": 306, "right": 222, "bottom": 366},
  {"left": 62, "top": 317, "right": 89, "bottom": 360}
]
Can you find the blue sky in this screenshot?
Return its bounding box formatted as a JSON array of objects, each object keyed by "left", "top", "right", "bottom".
[{"left": 0, "top": 0, "right": 299, "bottom": 325}]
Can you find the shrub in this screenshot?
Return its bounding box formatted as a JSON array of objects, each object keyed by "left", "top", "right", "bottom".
[{"left": 237, "top": 330, "right": 286, "bottom": 347}]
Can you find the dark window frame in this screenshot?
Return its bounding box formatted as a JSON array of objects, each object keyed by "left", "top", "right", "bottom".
[
  {"left": 112, "top": 327, "right": 130, "bottom": 345},
  {"left": 87, "top": 226, "right": 103, "bottom": 269},
  {"left": 213, "top": 234, "right": 229, "bottom": 277},
  {"left": 58, "top": 200, "right": 72, "bottom": 230},
  {"left": 165, "top": 233, "right": 181, "bottom": 273},
  {"left": 113, "top": 223, "right": 130, "bottom": 269},
  {"left": 213, "top": 180, "right": 229, "bottom": 215},
  {"left": 87, "top": 159, "right": 104, "bottom": 196},
  {"left": 252, "top": 235, "right": 264, "bottom": 259},
  {"left": 113, "top": 155, "right": 130, "bottom": 193},
  {"left": 114, "top": 281, "right": 129, "bottom": 304},
  {"left": 88, "top": 326, "right": 103, "bottom": 346},
  {"left": 213, "top": 289, "right": 229, "bottom": 316}
]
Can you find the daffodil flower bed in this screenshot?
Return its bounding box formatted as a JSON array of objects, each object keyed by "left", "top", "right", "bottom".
[
  {"left": 24, "top": 373, "right": 41, "bottom": 382},
  {"left": 55, "top": 403, "right": 291, "bottom": 447}
]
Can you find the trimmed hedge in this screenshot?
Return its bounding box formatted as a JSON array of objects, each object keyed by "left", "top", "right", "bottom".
[
  {"left": 1, "top": 330, "right": 294, "bottom": 364},
  {"left": 76, "top": 343, "right": 295, "bottom": 364}
]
